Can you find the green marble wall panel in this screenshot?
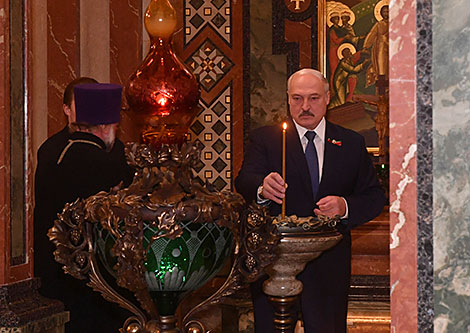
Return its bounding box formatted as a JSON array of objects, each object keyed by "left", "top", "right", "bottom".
[
  {"left": 433, "top": 0, "right": 470, "bottom": 331},
  {"left": 249, "top": 0, "right": 287, "bottom": 130}
]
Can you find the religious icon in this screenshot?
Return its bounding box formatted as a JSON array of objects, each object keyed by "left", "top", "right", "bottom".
[
  {"left": 364, "top": 0, "right": 389, "bottom": 89},
  {"left": 325, "top": 0, "right": 390, "bottom": 157},
  {"left": 329, "top": 43, "right": 370, "bottom": 109}
]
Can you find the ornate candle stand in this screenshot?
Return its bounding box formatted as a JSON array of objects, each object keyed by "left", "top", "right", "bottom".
[
  {"left": 263, "top": 216, "right": 343, "bottom": 332},
  {"left": 48, "top": 142, "right": 280, "bottom": 333}
]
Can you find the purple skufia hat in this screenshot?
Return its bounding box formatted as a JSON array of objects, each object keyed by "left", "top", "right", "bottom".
[{"left": 74, "top": 83, "right": 122, "bottom": 125}]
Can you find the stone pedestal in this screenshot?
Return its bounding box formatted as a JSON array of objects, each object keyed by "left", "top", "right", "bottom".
[
  {"left": 1, "top": 312, "right": 70, "bottom": 333},
  {"left": 263, "top": 231, "right": 342, "bottom": 332},
  {"left": 0, "top": 279, "right": 69, "bottom": 333}
]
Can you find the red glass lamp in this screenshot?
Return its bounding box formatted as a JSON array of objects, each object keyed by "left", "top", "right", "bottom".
[{"left": 126, "top": 0, "right": 200, "bottom": 149}]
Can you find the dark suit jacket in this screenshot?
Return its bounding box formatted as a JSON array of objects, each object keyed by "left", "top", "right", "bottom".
[
  {"left": 234, "top": 119, "right": 386, "bottom": 332},
  {"left": 235, "top": 119, "right": 385, "bottom": 230}
]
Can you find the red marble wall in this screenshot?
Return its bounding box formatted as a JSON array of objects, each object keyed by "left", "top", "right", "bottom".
[
  {"left": 389, "top": 0, "right": 418, "bottom": 331},
  {"left": 46, "top": 0, "right": 80, "bottom": 136},
  {"left": 45, "top": 1, "right": 144, "bottom": 141},
  {"left": 0, "top": 0, "right": 153, "bottom": 289},
  {"left": 110, "top": 0, "right": 143, "bottom": 143},
  {"left": 285, "top": 19, "right": 313, "bottom": 70}
]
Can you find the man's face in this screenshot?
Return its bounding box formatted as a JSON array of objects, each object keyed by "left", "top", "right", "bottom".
[
  {"left": 342, "top": 48, "right": 352, "bottom": 60},
  {"left": 381, "top": 6, "right": 389, "bottom": 20},
  {"left": 330, "top": 16, "right": 339, "bottom": 26},
  {"left": 288, "top": 74, "right": 330, "bottom": 130},
  {"left": 341, "top": 15, "right": 350, "bottom": 25}
]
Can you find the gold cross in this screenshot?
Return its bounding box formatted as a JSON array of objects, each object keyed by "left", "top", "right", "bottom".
[{"left": 290, "top": 0, "right": 305, "bottom": 10}]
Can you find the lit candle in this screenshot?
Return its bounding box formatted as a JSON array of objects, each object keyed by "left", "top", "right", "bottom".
[{"left": 282, "top": 122, "right": 287, "bottom": 219}]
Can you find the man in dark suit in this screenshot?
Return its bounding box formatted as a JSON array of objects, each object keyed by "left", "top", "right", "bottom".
[{"left": 235, "top": 68, "right": 386, "bottom": 332}]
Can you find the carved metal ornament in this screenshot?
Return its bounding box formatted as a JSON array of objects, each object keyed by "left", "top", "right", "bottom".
[
  {"left": 272, "top": 214, "right": 340, "bottom": 233},
  {"left": 48, "top": 142, "right": 280, "bottom": 333}
]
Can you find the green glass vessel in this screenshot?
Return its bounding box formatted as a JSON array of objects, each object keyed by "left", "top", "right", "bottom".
[{"left": 96, "top": 220, "right": 233, "bottom": 316}]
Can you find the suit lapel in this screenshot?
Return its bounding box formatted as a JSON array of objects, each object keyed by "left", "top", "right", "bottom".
[
  {"left": 286, "top": 119, "right": 314, "bottom": 198},
  {"left": 318, "top": 121, "right": 342, "bottom": 197}
]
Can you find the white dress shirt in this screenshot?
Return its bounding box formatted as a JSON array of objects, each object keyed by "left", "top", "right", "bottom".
[{"left": 292, "top": 117, "right": 326, "bottom": 182}]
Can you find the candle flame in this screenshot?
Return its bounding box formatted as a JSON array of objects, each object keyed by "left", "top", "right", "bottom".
[
  {"left": 157, "top": 96, "right": 168, "bottom": 106},
  {"left": 282, "top": 122, "right": 287, "bottom": 130}
]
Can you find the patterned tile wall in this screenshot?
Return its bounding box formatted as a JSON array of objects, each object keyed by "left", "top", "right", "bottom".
[
  {"left": 188, "top": 85, "right": 232, "bottom": 191},
  {"left": 183, "top": 0, "right": 236, "bottom": 191},
  {"left": 184, "top": 0, "right": 232, "bottom": 45}
]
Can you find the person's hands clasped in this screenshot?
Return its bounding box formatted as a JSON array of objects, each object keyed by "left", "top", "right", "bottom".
[
  {"left": 261, "top": 172, "right": 287, "bottom": 204},
  {"left": 314, "top": 195, "right": 346, "bottom": 217}
]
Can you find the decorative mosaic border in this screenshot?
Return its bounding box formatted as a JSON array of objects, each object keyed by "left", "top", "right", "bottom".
[
  {"left": 271, "top": 1, "right": 318, "bottom": 77},
  {"left": 416, "top": 0, "right": 433, "bottom": 330},
  {"left": 186, "top": 38, "right": 234, "bottom": 92},
  {"left": 184, "top": 0, "right": 232, "bottom": 46},
  {"left": 183, "top": 0, "right": 237, "bottom": 191},
  {"left": 189, "top": 85, "right": 233, "bottom": 191}
]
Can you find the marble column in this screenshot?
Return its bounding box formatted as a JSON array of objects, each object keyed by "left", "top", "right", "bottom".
[
  {"left": 390, "top": 0, "right": 470, "bottom": 331},
  {"left": 389, "top": 0, "right": 418, "bottom": 329},
  {"left": 433, "top": 0, "right": 470, "bottom": 331},
  {"left": 46, "top": 0, "right": 80, "bottom": 137},
  {"left": 389, "top": 0, "right": 433, "bottom": 331},
  {"left": 109, "top": 0, "right": 143, "bottom": 143},
  {"left": 417, "top": 0, "right": 433, "bottom": 331}
]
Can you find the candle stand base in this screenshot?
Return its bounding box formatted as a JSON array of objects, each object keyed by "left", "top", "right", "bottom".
[
  {"left": 157, "top": 316, "right": 179, "bottom": 332},
  {"left": 263, "top": 216, "right": 343, "bottom": 332},
  {"left": 268, "top": 295, "right": 298, "bottom": 332}
]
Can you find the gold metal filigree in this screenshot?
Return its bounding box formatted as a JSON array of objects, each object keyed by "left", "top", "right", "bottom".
[
  {"left": 50, "top": 142, "right": 271, "bottom": 333},
  {"left": 272, "top": 214, "right": 340, "bottom": 232}
]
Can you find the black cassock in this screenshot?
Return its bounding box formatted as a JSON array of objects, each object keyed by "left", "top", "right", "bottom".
[{"left": 34, "top": 130, "right": 134, "bottom": 333}]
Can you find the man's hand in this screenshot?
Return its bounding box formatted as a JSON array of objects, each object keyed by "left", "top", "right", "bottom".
[
  {"left": 262, "top": 172, "right": 287, "bottom": 204},
  {"left": 314, "top": 196, "right": 346, "bottom": 217}
]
